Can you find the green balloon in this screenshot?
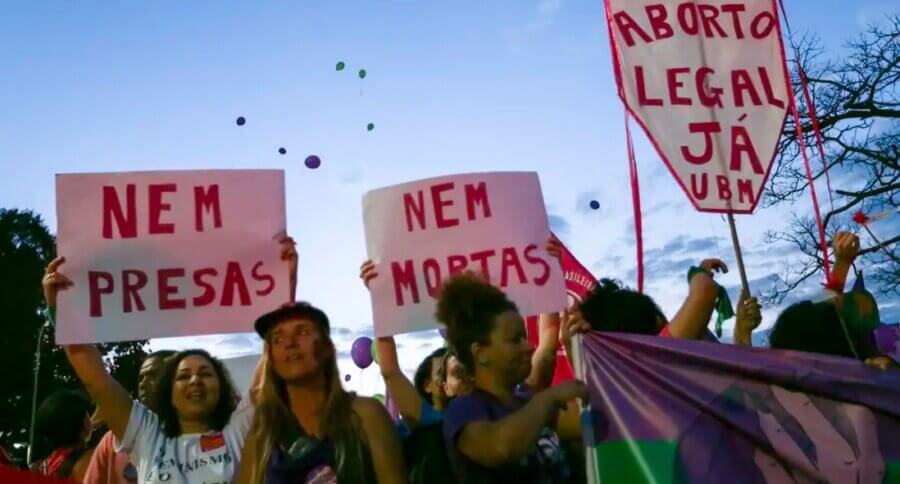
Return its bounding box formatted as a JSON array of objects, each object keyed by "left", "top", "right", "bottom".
[
  {"left": 358, "top": 69, "right": 367, "bottom": 79},
  {"left": 367, "top": 123, "right": 374, "bottom": 131},
  {"left": 371, "top": 341, "right": 380, "bottom": 365},
  {"left": 336, "top": 61, "right": 345, "bottom": 71},
  {"left": 373, "top": 393, "right": 385, "bottom": 404}
]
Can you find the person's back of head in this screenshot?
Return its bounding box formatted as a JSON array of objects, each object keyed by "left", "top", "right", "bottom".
[
  {"left": 35, "top": 390, "right": 91, "bottom": 453},
  {"left": 578, "top": 278, "right": 666, "bottom": 335},
  {"left": 770, "top": 300, "right": 863, "bottom": 359}
]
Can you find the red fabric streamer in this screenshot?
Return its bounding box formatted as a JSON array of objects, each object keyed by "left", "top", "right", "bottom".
[
  {"left": 797, "top": 68, "right": 835, "bottom": 212},
  {"left": 775, "top": 2, "right": 832, "bottom": 280},
  {"left": 853, "top": 210, "right": 871, "bottom": 226},
  {"left": 624, "top": 111, "right": 645, "bottom": 293}
]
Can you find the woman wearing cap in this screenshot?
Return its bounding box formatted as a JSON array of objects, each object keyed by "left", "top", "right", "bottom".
[
  {"left": 45, "top": 237, "right": 297, "bottom": 484},
  {"left": 237, "top": 301, "right": 406, "bottom": 483}
]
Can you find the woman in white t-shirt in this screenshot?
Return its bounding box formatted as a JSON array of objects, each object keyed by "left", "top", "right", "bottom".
[{"left": 44, "top": 237, "right": 296, "bottom": 484}]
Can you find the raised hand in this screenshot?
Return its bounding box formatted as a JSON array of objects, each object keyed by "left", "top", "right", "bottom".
[
  {"left": 699, "top": 258, "right": 729, "bottom": 277},
  {"left": 546, "top": 236, "right": 563, "bottom": 267},
  {"left": 278, "top": 234, "right": 298, "bottom": 302},
  {"left": 360, "top": 260, "right": 378, "bottom": 289},
  {"left": 42, "top": 256, "right": 73, "bottom": 307},
  {"left": 833, "top": 231, "right": 861, "bottom": 264}
]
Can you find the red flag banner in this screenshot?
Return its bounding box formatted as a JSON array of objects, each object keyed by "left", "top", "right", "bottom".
[{"left": 527, "top": 236, "right": 598, "bottom": 384}]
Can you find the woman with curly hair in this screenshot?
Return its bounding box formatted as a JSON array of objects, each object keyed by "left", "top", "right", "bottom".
[{"left": 439, "top": 272, "right": 585, "bottom": 483}]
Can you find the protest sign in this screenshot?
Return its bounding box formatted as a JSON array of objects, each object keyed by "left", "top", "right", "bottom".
[
  {"left": 55, "top": 170, "right": 288, "bottom": 343},
  {"left": 605, "top": 0, "right": 790, "bottom": 213},
  {"left": 363, "top": 172, "right": 565, "bottom": 336}
]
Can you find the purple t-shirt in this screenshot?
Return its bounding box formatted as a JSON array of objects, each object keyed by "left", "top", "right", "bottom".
[{"left": 442, "top": 389, "right": 570, "bottom": 484}]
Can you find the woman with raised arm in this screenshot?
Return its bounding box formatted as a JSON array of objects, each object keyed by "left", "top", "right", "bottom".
[{"left": 45, "top": 237, "right": 296, "bottom": 484}]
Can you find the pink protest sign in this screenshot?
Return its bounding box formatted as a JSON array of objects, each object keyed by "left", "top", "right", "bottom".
[
  {"left": 363, "top": 172, "right": 566, "bottom": 336},
  {"left": 55, "top": 169, "right": 289, "bottom": 343}
]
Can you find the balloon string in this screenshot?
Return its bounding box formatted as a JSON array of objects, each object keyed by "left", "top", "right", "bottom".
[
  {"left": 776, "top": 1, "right": 831, "bottom": 280},
  {"left": 624, "top": 110, "right": 645, "bottom": 293}
]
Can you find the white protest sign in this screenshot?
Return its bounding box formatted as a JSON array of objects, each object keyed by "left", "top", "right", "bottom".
[
  {"left": 362, "top": 171, "right": 566, "bottom": 337},
  {"left": 55, "top": 170, "right": 289, "bottom": 344},
  {"left": 606, "top": 0, "right": 790, "bottom": 213}
]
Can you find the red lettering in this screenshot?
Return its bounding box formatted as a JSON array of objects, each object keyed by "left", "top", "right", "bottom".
[
  {"left": 391, "top": 260, "right": 420, "bottom": 306},
  {"left": 158, "top": 268, "right": 186, "bottom": 310},
  {"left": 122, "top": 270, "right": 147, "bottom": 313},
  {"left": 102, "top": 185, "right": 137, "bottom": 239},
  {"left": 697, "top": 67, "right": 724, "bottom": 107},
  {"left": 221, "top": 261, "right": 251, "bottom": 306},
  {"left": 469, "top": 249, "right": 496, "bottom": 282},
  {"left": 716, "top": 175, "right": 733, "bottom": 201},
  {"left": 750, "top": 11, "right": 776, "bottom": 39},
  {"left": 193, "top": 268, "right": 218, "bottom": 306},
  {"left": 464, "top": 182, "right": 492, "bottom": 221},
  {"left": 681, "top": 122, "right": 721, "bottom": 165},
  {"left": 499, "top": 247, "right": 527, "bottom": 288},
  {"left": 667, "top": 67, "right": 692, "bottom": 105},
  {"left": 737, "top": 179, "right": 755, "bottom": 205},
  {"left": 690, "top": 173, "right": 709, "bottom": 200},
  {"left": 645, "top": 4, "right": 673, "bottom": 40},
  {"left": 148, "top": 184, "right": 176, "bottom": 235},
  {"left": 194, "top": 185, "right": 222, "bottom": 232},
  {"left": 698, "top": 4, "right": 727, "bottom": 37},
  {"left": 251, "top": 261, "right": 275, "bottom": 296},
  {"left": 732, "top": 69, "right": 762, "bottom": 107},
  {"left": 88, "top": 271, "right": 114, "bottom": 317},
  {"left": 758, "top": 67, "right": 785, "bottom": 108},
  {"left": 523, "top": 244, "right": 551, "bottom": 286},
  {"left": 721, "top": 4, "right": 746, "bottom": 39},
  {"left": 423, "top": 258, "right": 442, "bottom": 298},
  {"left": 448, "top": 254, "right": 468, "bottom": 275},
  {"left": 635, "top": 66, "right": 663, "bottom": 106},
  {"left": 730, "top": 125, "right": 764, "bottom": 174},
  {"left": 677, "top": 3, "right": 699, "bottom": 35},
  {"left": 403, "top": 191, "right": 426, "bottom": 232},
  {"left": 613, "top": 11, "right": 652, "bottom": 47},
  {"left": 431, "top": 182, "right": 459, "bottom": 229}
]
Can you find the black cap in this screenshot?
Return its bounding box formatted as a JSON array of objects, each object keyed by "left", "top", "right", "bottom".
[{"left": 254, "top": 302, "right": 330, "bottom": 339}]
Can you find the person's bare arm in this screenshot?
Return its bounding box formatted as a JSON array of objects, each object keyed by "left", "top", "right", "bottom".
[
  {"left": 830, "top": 231, "right": 860, "bottom": 292},
  {"left": 362, "top": 260, "right": 426, "bottom": 424},
  {"left": 44, "top": 257, "right": 134, "bottom": 440},
  {"left": 526, "top": 312, "right": 560, "bottom": 392},
  {"left": 354, "top": 397, "right": 407, "bottom": 484},
  {"left": 667, "top": 259, "right": 725, "bottom": 340},
  {"left": 457, "top": 381, "right": 586, "bottom": 467},
  {"left": 525, "top": 236, "right": 565, "bottom": 391}
]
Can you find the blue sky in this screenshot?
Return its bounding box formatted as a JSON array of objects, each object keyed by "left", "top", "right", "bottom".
[{"left": 2, "top": 1, "right": 896, "bottom": 394}]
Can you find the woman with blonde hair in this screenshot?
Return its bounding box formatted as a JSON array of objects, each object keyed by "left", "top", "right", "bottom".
[{"left": 238, "top": 302, "right": 405, "bottom": 483}]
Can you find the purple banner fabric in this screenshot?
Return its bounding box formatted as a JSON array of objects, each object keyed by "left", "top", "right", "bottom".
[{"left": 580, "top": 332, "right": 900, "bottom": 483}]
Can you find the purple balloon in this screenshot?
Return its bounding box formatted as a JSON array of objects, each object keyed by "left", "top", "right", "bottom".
[
  {"left": 351, "top": 336, "right": 373, "bottom": 369},
  {"left": 344, "top": 374, "right": 351, "bottom": 382},
  {"left": 304, "top": 155, "right": 321, "bottom": 169}
]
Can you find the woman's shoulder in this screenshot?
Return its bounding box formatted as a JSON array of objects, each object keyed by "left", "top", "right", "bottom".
[{"left": 351, "top": 396, "right": 389, "bottom": 420}]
